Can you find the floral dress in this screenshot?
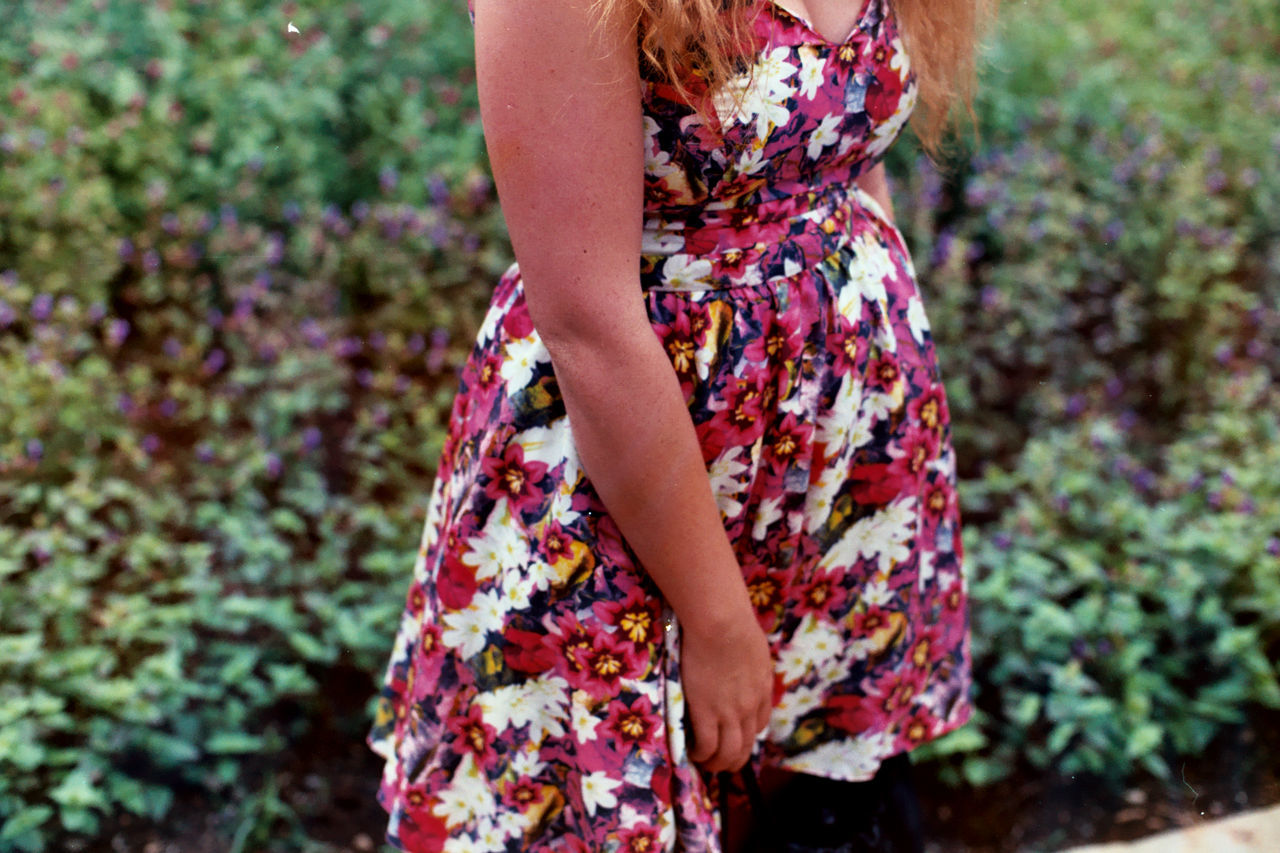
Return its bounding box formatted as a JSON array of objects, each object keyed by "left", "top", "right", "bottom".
[{"left": 367, "top": 0, "right": 974, "bottom": 850}]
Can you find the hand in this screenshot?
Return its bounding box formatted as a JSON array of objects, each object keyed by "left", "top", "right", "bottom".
[{"left": 679, "top": 612, "right": 774, "bottom": 773}]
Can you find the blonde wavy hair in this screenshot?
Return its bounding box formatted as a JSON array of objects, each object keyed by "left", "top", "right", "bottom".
[{"left": 593, "top": 0, "right": 997, "bottom": 159}]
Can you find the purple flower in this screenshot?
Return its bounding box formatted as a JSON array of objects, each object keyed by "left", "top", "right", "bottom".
[
  {"left": 207, "top": 307, "right": 224, "bottom": 328},
  {"left": 163, "top": 336, "right": 182, "bottom": 358},
  {"left": 1131, "top": 468, "right": 1156, "bottom": 492},
  {"left": 301, "top": 319, "right": 328, "bottom": 349},
  {"left": 256, "top": 343, "right": 277, "bottom": 363},
  {"left": 1103, "top": 220, "right": 1124, "bottom": 244},
  {"left": 106, "top": 318, "right": 130, "bottom": 347},
  {"left": 0, "top": 300, "right": 14, "bottom": 328},
  {"left": 356, "top": 367, "right": 374, "bottom": 387},
  {"left": 467, "top": 174, "right": 492, "bottom": 207},
  {"left": 220, "top": 203, "right": 238, "bottom": 228},
  {"left": 143, "top": 249, "right": 161, "bottom": 273},
  {"left": 352, "top": 200, "right": 370, "bottom": 221},
  {"left": 162, "top": 213, "right": 181, "bottom": 235},
  {"left": 159, "top": 398, "right": 178, "bottom": 418},
  {"left": 88, "top": 301, "right": 106, "bottom": 323},
  {"left": 407, "top": 332, "right": 425, "bottom": 354},
  {"left": 993, "top": 532, "right": 1012, "bottom": 551},
  {"left": 118, "top": 238, "right": 135, "bottom": 261},
  {"left": 930, "top": 229, "right": 955, "bottom": 267},
  {"left": 1117, "top": 409, "right": 1138, "bottom": 431},
  {"left": 196, "top": 442, "right": 215, "bottom": 463},
  {"left": 1221, "top": 471, "right": 1235, "bottom": 487},
  {"left": 267, "top": 233, "right": 285, "bottom": 265},
  {"left": 26, "top": 438, "right": 43, "bottom": 461},
  {"left": 1205, "top": 170, "right": 1227, "bottom": 195},
  {"left": 1105, "top": 376, "right": 1124, "bottom": 399},
  {"left": 1266, "top": 537, "right": 1280, "bottom": 557},
  {"left": 1071, "top": 638, "right": 1089, "bottom": 659},
  {"left": 426, "top": 173, "right": 450, "bottom": 206},
  {"left": 247, "top": 153, "right": 265, "bottom": 174},
  {"left": 141, "top": 433, "right": 160, "bottom": 454},
  {"left": 202, "top": 348, "right": 226, "bottom": 375},
  {"left": 1246, "top": 339, "right": 1266, "bottom": 360},
  {"left": 302, "top": 426, "right": 322, "bottom": 451},
  {"left": 1214, "top": 344, "right": 1232, "bottom": 365},
  {"left": 369, "top": 330, "right": 387, "bottom": 351},
  {"left": 197, "top": 213, "right": 214, "bottom": 233},
  {"left": 265, "top": 452, "right": 282, "bottom": 479},
  {"left": 1239, "top": 496, "right": 1256, "bottom": 515},
  {"left": 379, "top": 165, "right": 399, "bottom": 193},
  {"left": 1187, "top": 473, "right": 1205, "bottom": 491},
  {"left": 1096, "top": 638, "right": 1114, "bottom": 656},
  {"left": 31, "top": 293, "right": 53, "bottom": 321},
  {"left": 117, "top": 392, "right": 134, "bottom": 414},
  {"left": 283, "top": 201, "right": 301, "bottom": 224},
  {"left": 1208, "top": 490, "right": 1223, "bottom": 510},
  {"left": 322, "top": 204, "right": 343, "bottom": 230},
  {"left": 394, "top": 374, "right": 411, "bottom": 394},
  {"left": 335, "top": 336, "right": 362, "bottom": 358},
  {"left": 0, "top": 269, "right": 16, "bottom": 290}
]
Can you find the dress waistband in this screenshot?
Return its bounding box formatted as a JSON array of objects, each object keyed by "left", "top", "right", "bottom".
[{"left": 639, "top": 181, "right": 877, "bottom": 292}]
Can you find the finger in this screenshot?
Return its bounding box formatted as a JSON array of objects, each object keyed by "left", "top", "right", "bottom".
[
  {"left": 688, "top": 704, "right": 718, "bottom": 764},
  {"left": 755, "top": 699, "right": 772, "bottom": 739},
  {"left": 714, "top": 720, "right": 745, "bottom": 773}
]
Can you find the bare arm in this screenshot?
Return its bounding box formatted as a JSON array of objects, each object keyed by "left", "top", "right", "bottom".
[
  {"left": 473, "top": 0, "right": 771, "bottom": 771},
  {"left": 855, "top": 161, "right": 896, "bottom": 223}
]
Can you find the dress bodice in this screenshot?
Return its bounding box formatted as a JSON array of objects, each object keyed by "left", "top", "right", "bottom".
[
  {"left": 640, "top": 0, "right": 917, "bottom": 214},
  {"left": 465, "top": 0, "right": 919, "bottom": 290}
]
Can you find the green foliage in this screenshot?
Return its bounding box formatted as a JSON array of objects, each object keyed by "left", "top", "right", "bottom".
[
  {"left": 895, "top": 0, "right": 1280, "bottom": 795},
  {"left": 914, "top": 374, "right": 1280, "bottom": 790},
  {"left": 2, "top": 0, "right": 1279, "bottom": 847},
  {"left": 1, "top": 0, "right": 507, "bottom": 848}
]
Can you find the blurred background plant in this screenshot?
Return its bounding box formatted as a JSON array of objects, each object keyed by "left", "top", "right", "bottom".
[{"left": 0, "top": 0, "right": 1276, "bottom": 850}]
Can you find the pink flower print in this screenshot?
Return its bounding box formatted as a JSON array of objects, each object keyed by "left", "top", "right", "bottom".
[
  {"left": 764, "top": 412, "right": 814, "bottom": 470},
  {"left": 896, "top": 707, "right": 935, "bottom": 749},
  {"left": 481, "top": 442, "right": 549, "bottom": 515},
  {"left": 575, "top": 630, "right": 640, "bottom": 700},
  {"left": 868, "top": 353, "right": 902, "bottom": 390},
  {"left": 710, "top": 375, "right": 767, "bottom": 447},
  {"left": 593, "top": 588, "right": 662, "bottom": 651},
  {"left": 447, "top": 703, "right": 498, "bottom": 764},
  {"left": 502, "top": 776, "right": 546, "bottom": 813},
  {"left": 908, "top": 383, "right": 946, "bottom": 433},
  {"left": 605, "top": 695, "right": 661, "bottom": 753},
  {"left": 618, "top": 824, "right": 663, "bottom": 853},
  {"left": 795, "top": 567, "right": 848, "bottom": 617},
  {"left": 887, "top": 424, "right": 938, "bottom": 483},
  {"left": 921, "top": 477, "right": 955, "bottom": 523}
]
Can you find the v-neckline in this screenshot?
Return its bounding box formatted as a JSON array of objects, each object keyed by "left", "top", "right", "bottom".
[{"left": 765, "top": 0, "right": 878, "bottom": 47}]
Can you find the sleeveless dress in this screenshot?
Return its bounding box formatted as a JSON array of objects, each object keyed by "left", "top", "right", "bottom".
[{"left": 367, "top": 1, "right": 974, "bottom": 850}]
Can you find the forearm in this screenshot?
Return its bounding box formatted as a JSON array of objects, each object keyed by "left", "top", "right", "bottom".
[
  {"left": 855, "top": 161, "right": 896, "bottom": 223},
  {"left": 542, "top": 317, "right": 752, "bottom": 638}
]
